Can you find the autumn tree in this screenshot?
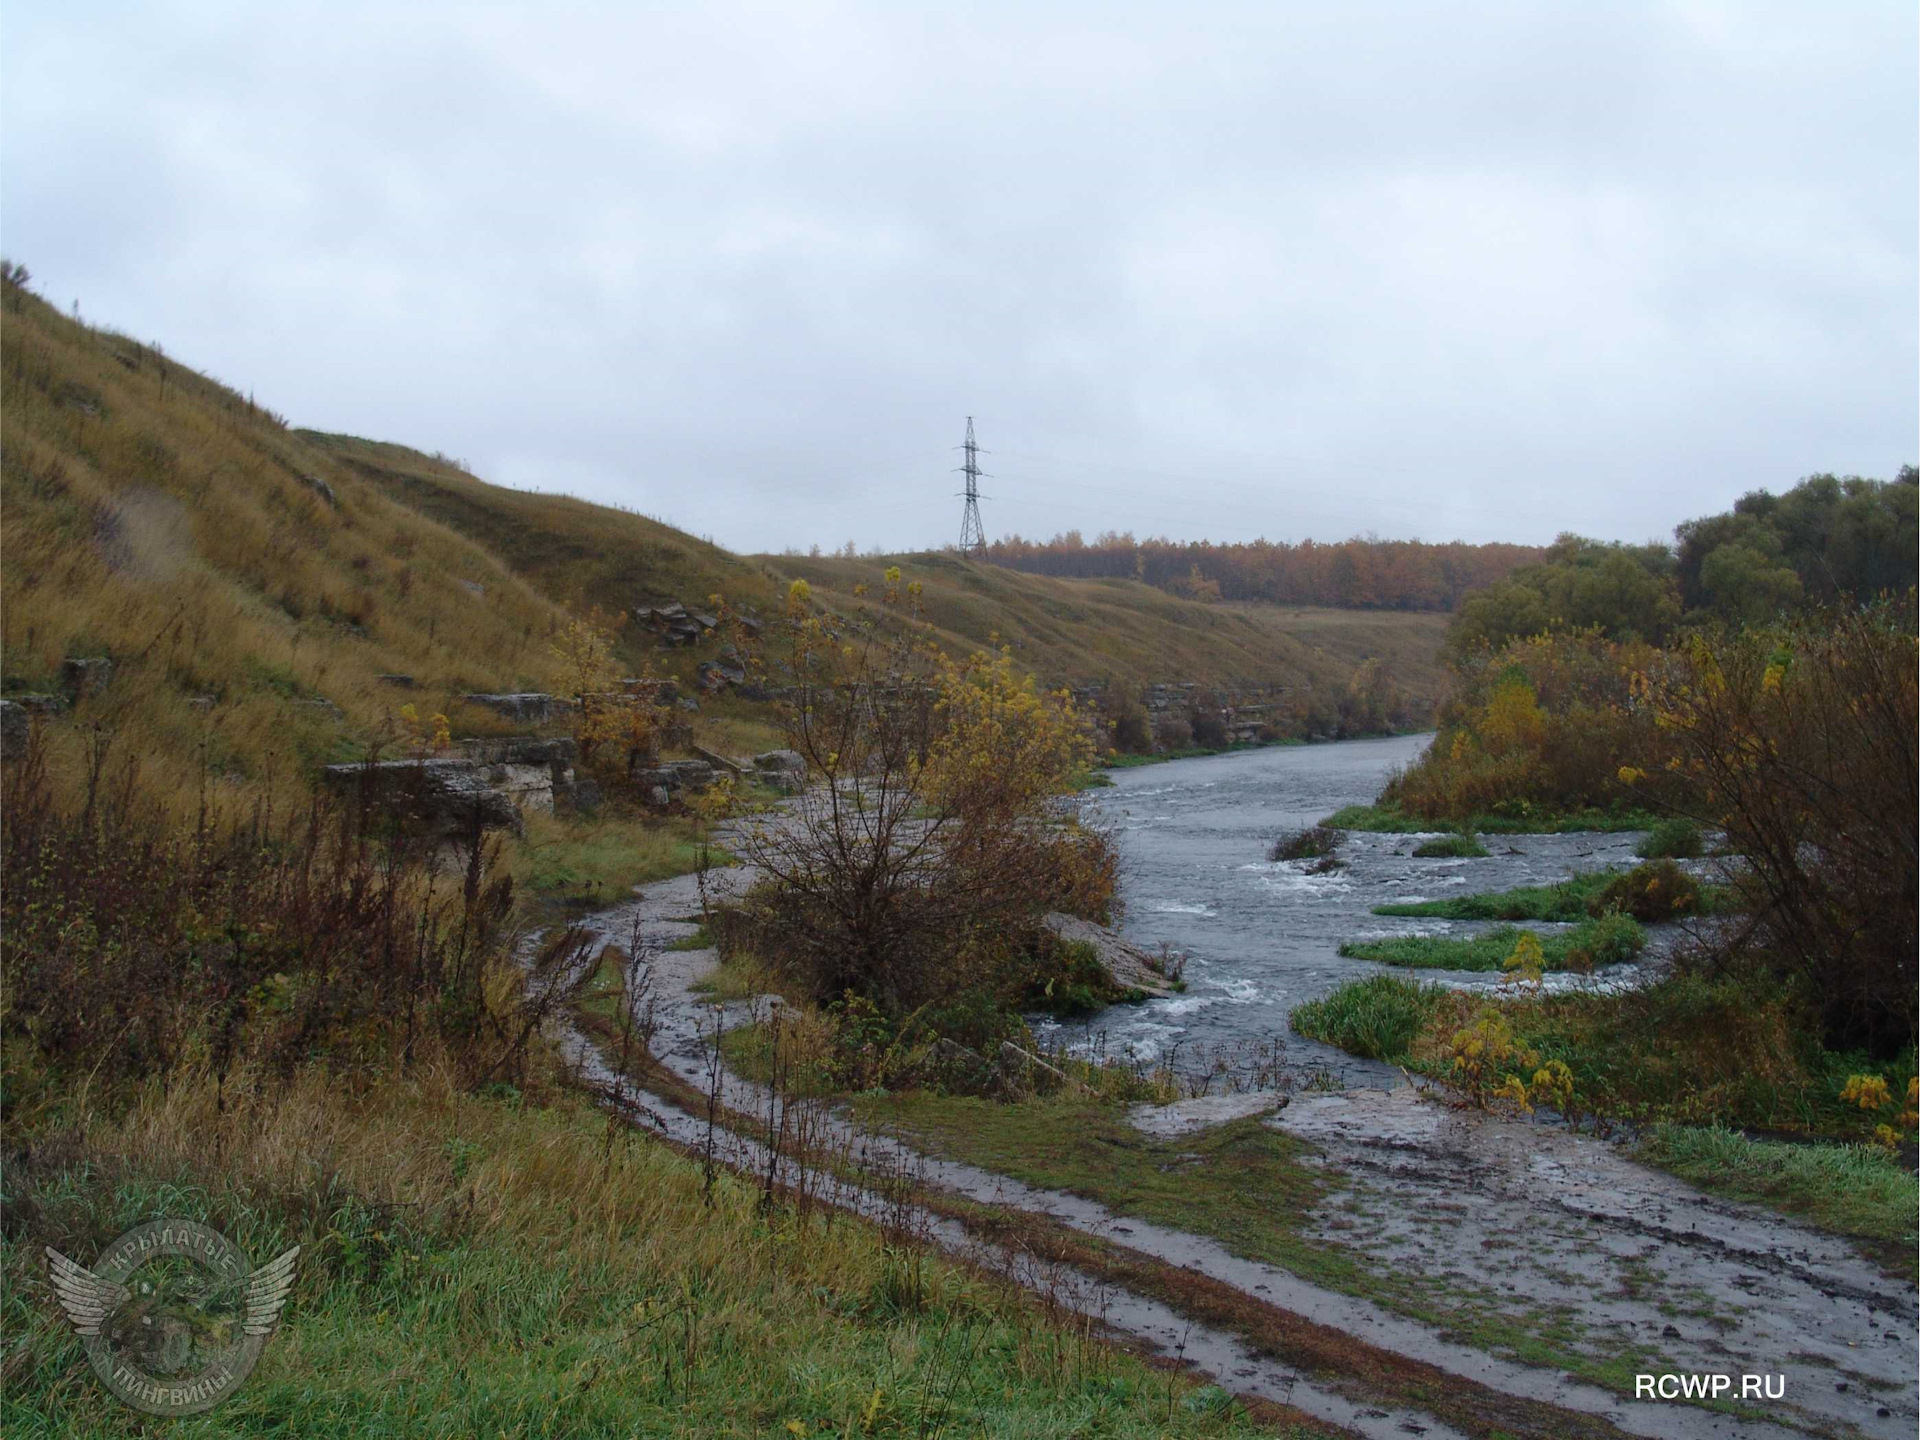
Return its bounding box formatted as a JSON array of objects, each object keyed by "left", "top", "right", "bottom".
[
  {"left": 1387, "top": 630, "right": 1680, "bottom": 821},
  {"left": 550, "top": 608, "right": 664, "bottom": 787},
  {"left": 725, "top": 570, "right": 1112, "bottom": 1016},
  {"left": 1634, "top": 600, "right": 1918, "bottom": 1054}
]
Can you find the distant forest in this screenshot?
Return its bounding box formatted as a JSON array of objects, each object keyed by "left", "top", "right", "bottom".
[{"left": 982, "top": 533, "right": 1543, "bottom": 611}]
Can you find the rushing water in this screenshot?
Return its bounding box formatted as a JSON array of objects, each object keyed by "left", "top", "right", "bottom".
[{"left": 1053, "top": 734, "right": 1660, "bottom": 1084}]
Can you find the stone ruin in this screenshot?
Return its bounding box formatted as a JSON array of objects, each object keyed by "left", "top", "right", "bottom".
[
  {"left": 1070, "top": 677, "right": 1303, "bottom": 750},
  {"left": 635, "top": 602, "right": 716, "bottom": 648},
  {"left": 460, "top": 692, "right": 560, "bottom": 725},
  {"left": 320, "top": 736, "right": 581, "bottom": 837}
]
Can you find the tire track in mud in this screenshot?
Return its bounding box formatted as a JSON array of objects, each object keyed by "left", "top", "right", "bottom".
[{"left": 540, "top": 863, "right": 1913, "bottom": 1439}]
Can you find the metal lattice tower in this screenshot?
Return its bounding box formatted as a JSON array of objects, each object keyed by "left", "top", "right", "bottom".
[{"left": 955, "top": 416, "right": 987, "bottom": 554}]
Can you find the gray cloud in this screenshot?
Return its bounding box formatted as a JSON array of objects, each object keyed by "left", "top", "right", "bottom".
[{"left": 5, "top": 1, "right": 1913, "bottom": 554}]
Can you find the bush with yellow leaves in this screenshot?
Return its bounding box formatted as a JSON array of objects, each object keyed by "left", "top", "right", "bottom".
[
  {"left": 1438, "top": 1007, "right": 1539, "bottom": 1115},
  {"left": 1385, "top": 630, "right": 1681, "bottom": 823},
  {"left": 550, "top": 608, "right": 666, "bottom": 789},
  {"left": 1634, "top": 601, "right": 1916, "bottom": 1056},
  {"left": 1841, "top": 1073, "right": 1920, "bottom": 1152},
  {"left": 398, "top": 702, "right": 452, "bottom": 755},
  {"left": 723, "top": 567, "right": 1114, "bottom": 1018}
]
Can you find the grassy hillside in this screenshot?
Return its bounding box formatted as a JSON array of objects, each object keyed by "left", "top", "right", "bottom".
[
  {"left": 301, "top": 432, "right": 1447, "bottom": 713},
  {"left": 0, "top": 282, "right": 577, "bottom": 813},
  {"left": 301, "top": 431, "right": 791, "bottom": 688},
  {"left": 781, "top": 553, "right": 1448, "bottom": 711},
  {"left": 3, "top": 269, "right": 1445, "bottom": 825}
]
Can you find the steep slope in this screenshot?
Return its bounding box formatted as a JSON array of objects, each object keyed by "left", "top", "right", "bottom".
[
  {"left": 0, "top": 281, "right": 575, "bottom": 812},
  {"left": 303, "top": 431, "right": 790, "bottom": 650},
  {"left": 1, "top": 268, "right": 1446, "bottom": 820},
  {"left": 779, "top": 551, "right": 1448, "bottom": 714},
  {"left": 304, "top": 434, "right": 1448, "bottom": 715}
]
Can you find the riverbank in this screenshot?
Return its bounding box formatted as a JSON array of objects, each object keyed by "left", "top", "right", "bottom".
[
  {"left": 1099, "top": 728, "right": 1420, "bottom": 774},
  {"left": 557, "top": 747, "right": 1919, "bottom": 1438},
  {"left": 1325, "top": 800, "right": 1667, "bottom": 834}
]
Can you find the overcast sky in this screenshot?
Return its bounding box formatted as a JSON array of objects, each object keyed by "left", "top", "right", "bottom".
[{"left": 4, "top": 3, "right": 1914, "bottom": 555}]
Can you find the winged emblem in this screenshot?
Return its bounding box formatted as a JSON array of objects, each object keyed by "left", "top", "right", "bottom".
[
  {"left": 44, "top": 1247, "right": 131, "bottom": 1336},
  {"left": 44, "top": 1243, "right": 299, "bottom": 1340},
  {"left": 241, "top": 1247, "right": 300, "bottom": 1336}
]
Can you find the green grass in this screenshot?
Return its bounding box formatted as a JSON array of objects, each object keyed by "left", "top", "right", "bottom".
[
  {"left": 687, "top": 952, "right": 785, "bottom": 1004},
  {"left": 1100, "top": 743, "right": 1267, "bottom": 770},
  {"left": 1290, "top": 974, "right": 1449, "bottom": 1060},
  {"left": 1291, "top": 974, "right": 1917, "bottom": 1276},
  {"left": 1409, "top": 832, "right": 1488, "bottom": 858},
  {"left": 1295, "top": 969, "right": 1911, "bottom": 1139},
  {"left": 1324, "top": 802, "right": 1665, "bottom": 834},
  {"left": 1635, "top": 818, "right": 1704, "bottom": 860},
  {"left": 509, "top": 809, "right": 732, "bottom": 911},
  {"left": 1337, "top": 915, "right": 1645, "bottom": 972},
  {"left": 1372, "top": 869, "right": 1737, "bottom": 923},
  {"left": 3, "top": 1076, "right": 1277, "bottom": 1439},
  {"left": 576, "top": 948, "right": 632, "bottom": 1025},
  {"left": 1637, "top": 1124, "right": 1918, "bottom": 1279},
  {"left": 1375, "top": 872, "right": 1618, "bottom": 921},
  {"left": 856, "top": 1097, "right": 1331, "bottom": 1273},
  {"left": 1100, "top": 750, "right": 1180, "bottom": 769}
]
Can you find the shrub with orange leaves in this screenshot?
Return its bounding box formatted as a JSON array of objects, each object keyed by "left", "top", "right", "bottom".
[{"left": 1386, "top": 630, "right": 1682, "bottom": 823}]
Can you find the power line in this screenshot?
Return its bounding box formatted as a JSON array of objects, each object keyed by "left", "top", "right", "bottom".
[{"left": 955, "top": 416, "right": 988, "bottom": 554}]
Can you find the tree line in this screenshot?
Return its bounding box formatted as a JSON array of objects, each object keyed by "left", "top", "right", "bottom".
[{"left": 1447, "top": 469, "right": 1917, "bottom": 656}]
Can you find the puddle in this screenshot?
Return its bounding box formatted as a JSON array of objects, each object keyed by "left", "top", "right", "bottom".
[{"left": 1127, "top": 1091, "right": 1288, "bottom": 1138}]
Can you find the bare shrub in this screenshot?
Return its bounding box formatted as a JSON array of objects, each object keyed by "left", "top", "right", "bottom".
[
  {"left": 1269, "top": 825, "right": 1343, "bottom": 862},
  {"left": 1639, "top": 600, "right": 1918, "bottom": 1054},
  {"left": 1, "top": 730, "right": 591, "bottom": 1111},
  {"left": 722, "top": 575, "right": 1113, "bottom": 1018}
]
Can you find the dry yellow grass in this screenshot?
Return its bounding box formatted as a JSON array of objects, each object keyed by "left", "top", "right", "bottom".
[
  {"left": 3, "top": 273, "right": 1444, "bottom": 822},
  {"left": 777, "top": 552, "right": 1449, "bottom": 708},
  {"left": 301, "top": 429, "right": 1448, "bottom": 708},
  {"left": 301, "top": 430, "right": 791, "bottom": 688},
  {"left": 1, "top": 283, "right": 576, "bottom": 814}
]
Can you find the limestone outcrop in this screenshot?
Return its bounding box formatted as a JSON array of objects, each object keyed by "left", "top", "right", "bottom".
[
  {"left": 460, "top": 692, "right": 558, "bottom": 725},
  {"left": 1041, "top": 912, "right": 1177, "bottom": 999},
  {"left": 636, "top": 602, "right": 716, "bottom": 647},
  {"left": 631, "top": 759, "right": 716, "bottom": 800},
  {"left": 60, "top": 657, "right": 113, "bottom": 698},
  {"left": 0, "top": 700, "right": 28, "bottom": 757},
  {"left": 322, "top": 758, "right": 523, "bottom": 835},
  {"left": 752, "top": 749, "right": 806, "bottom": 793},
  {"left": 457, "top": 736, "right": 577, "bottom": 814}
]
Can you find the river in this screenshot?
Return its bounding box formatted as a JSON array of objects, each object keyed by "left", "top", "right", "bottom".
[
  {"left": 565, "top": 733, "right": 1915, "bottom": 1440},
  {"left": 1056, "top": 733, "right": 1658, "bottom": 1083}
]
